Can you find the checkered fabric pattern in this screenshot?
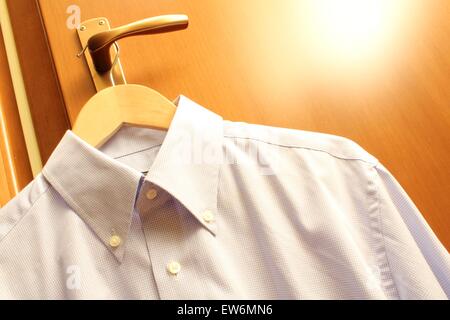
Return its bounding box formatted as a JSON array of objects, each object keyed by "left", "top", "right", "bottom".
[{"left": 0, "top": 95, "right": 448, "bottom": 299}]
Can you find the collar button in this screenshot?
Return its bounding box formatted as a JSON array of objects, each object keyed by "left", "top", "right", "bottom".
[
  {"left": 109, "top": 235, "right": 122, "bottom": 248},
  {"left": 202, "top": 210, "right": 215, "bottom": 223},
  {"left": 145, "top": 188, "right": 158, "bottom": 200}
]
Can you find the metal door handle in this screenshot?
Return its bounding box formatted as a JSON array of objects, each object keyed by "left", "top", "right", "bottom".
[{"left": 86, "top": 14, "right": 189, "bottom": 73}]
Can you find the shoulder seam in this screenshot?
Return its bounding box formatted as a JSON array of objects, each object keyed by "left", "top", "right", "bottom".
[
  {"left": 0, "top": 181, "right": 51, "bottom": 245},
  {"left": 224, "top": 134, "right": 378, "bottom": 165}
]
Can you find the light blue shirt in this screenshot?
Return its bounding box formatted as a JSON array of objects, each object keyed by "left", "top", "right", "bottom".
[{"left": 0, "top": 95, "right": 448, "bottom": 299}]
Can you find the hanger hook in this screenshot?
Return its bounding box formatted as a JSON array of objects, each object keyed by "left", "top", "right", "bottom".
[
  {"left": 77, "top": 41, "right": 121, "bottom": 86},
  {"left": 76, "top": 44, "right": 88, "bottom": 58},
  {"left": 109, "top": 42, "right": 121, "bottom": 86}
]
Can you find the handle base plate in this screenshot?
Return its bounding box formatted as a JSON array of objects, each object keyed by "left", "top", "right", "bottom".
[{"left": 77, "top": 17, "right": 126, "bottom": 92}]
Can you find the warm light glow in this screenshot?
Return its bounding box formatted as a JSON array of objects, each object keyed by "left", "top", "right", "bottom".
[
  {"left": 226, "top": 0, "right": 423, "bottom": 95},
  {"left": 305, "top": 0, "right": 407, "bottom": 66}
]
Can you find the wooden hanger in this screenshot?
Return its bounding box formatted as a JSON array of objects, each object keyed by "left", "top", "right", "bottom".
[
  {"left": 72, "top": 84, "right": 176, "bottom": 148},
  {"left": 72, "top": 15, "right": 188, "bottom": 148}
]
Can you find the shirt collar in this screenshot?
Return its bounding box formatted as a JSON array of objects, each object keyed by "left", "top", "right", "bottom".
[{"left": 42, "top": 95, "right": 223, "bottom": 262}]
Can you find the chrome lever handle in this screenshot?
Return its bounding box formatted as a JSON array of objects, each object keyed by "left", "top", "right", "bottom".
[{"left": 86, "top": 14, "right": 189, "bottom": 73}]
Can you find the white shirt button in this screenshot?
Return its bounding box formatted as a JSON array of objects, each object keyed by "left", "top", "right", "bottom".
[
  {"left": 202, "top": 210, "right": 215, "bottom": 223},
  {"left": 109, "top": 235, "right": 121, "bottom": 248},
  {"left": 145, "top": 188, "right": 158, "bottom": 200},
  {"left": 167, "top": 261, "right": 181, "bottom": 275}
]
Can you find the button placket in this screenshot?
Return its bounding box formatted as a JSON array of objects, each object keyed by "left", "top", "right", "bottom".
[{"left": 139, "top": 199, "right": 200, "bottom": 298}]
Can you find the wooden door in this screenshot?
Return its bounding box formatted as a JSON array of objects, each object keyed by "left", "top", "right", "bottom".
[{"left": 6, "top": 0, "right": 450, "bottom": 249}]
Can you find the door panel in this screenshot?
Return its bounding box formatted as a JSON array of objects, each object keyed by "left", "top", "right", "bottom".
[{"left": 32, "top": 0, "right": 450, "bottom": 249}]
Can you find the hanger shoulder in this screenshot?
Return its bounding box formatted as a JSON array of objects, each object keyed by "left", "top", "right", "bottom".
[
  {"left": 73, "top": 84, "right": 176, "bottom": 147},
  {"left": 72, "top": 87, "right": 122, "bottom": 147},
  {"left": 118, "top": 84, "right": 176, "bottom": 129}
]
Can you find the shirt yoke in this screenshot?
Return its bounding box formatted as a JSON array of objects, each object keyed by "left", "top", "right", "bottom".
[
  {"left": 223, "top": 121, "right": 379, "bottom": 166},
  {"left": 0, "top": 121, "right": 379, "bottom": 245}
]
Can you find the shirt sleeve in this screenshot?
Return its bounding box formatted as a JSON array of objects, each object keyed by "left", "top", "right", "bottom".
[{"left": 373, "top": 162, "right": 450, "bottom": 299}]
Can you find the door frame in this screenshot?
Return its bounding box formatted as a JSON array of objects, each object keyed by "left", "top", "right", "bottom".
[
  {"left": 0, "top": 26, "right": 33, "bottom": 203},
  {"left": 6, "top": 0, "right": 70, "bottom": 164}
]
